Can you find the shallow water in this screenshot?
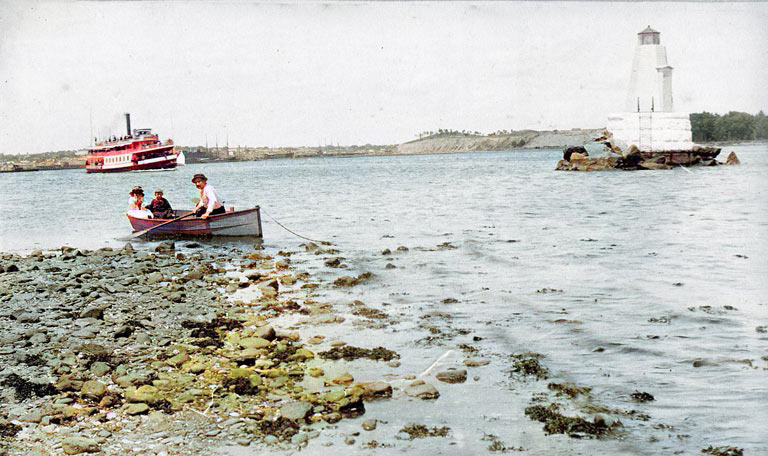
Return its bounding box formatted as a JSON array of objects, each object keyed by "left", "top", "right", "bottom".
[{"left": 1, "top": 145, "right": 767, "bottom": 453}]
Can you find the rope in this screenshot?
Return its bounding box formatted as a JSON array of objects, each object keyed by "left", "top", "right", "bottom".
[{"left": 261, "top": 208, "right": 332, "bottom": 245}]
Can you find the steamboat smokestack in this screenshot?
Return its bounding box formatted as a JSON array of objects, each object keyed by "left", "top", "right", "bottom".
[{"left": 125, "top": 113, "right": 131, "bottom": 136}]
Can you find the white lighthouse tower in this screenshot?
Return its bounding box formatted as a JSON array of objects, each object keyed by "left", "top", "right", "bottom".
[{"left": 607, "top": 26, "right": 693, "bottom": 151}]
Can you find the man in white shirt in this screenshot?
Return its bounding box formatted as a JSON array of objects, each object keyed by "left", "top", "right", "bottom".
[{"left": 191, "top": 174, "right": 225, "bottom": 219}]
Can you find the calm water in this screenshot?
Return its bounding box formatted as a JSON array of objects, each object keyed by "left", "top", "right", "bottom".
[{"left": 1, "top": 145, "right": 767, "bottom": 454}]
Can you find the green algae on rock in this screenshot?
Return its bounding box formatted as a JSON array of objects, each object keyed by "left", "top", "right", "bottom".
[
  {"left": 398, "top": 423, "right": 451, "bottom": 439},
  {"left": 524, "top": 403, "right": 617, "bottom": 438},
  {"left": 318, "top": 345, "right": 399, "bottom": 362}
]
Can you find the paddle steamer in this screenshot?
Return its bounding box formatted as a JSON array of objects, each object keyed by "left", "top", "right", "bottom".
[{"left": 85, "top": 113, "right": 178, "bottom": 173}]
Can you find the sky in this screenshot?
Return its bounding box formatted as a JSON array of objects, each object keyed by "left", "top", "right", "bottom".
[{"left": 1, "top": 1, "right": 767, "bottom": 154}]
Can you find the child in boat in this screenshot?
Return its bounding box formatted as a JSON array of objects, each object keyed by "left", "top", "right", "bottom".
[
  {"left": 127, "top": 186, "right": 154, "bottom": 219},
  {"left": 146, "top": 189, "right": 174, "bottom": 219}
]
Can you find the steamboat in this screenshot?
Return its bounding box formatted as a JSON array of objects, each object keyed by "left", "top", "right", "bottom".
[{"left": 85, "top": 113, "right": 177, "bottom": 173}]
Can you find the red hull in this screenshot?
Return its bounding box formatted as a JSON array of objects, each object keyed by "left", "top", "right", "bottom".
[
  {"left": 86, "top": 155, "right": 177, "bottom": 173},
  {"left": 85, "top": 127, "right": 177, "bottom": 173}
]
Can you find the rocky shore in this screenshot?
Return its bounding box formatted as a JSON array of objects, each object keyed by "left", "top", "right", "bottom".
[{"left": 0, "top": 239, "right": 745, "bottom": 455}]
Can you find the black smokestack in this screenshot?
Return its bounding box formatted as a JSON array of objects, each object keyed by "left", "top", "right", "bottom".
[{"left": 125, "top": 113, "right": 131, "bottom": 136}]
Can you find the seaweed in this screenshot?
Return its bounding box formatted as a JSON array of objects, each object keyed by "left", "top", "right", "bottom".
[
  {"left": 524, "top": 404, "right": 610, "bottom": 438},
  {"left": 339, "top": 399, "right": 365, "bottom": 418},
  {"left": 222, "top": 377, "right": 260, "bottom": 395},
  {"left": 701, "top": 446, "right": 743, "bottom": 456},
  {"left": 510, "top": 353, "right": 549, "bottom": 380},
  {"left": 630, "top": 391, "right": 655, "bottom": 402},
  {"left": 548, "top": 383, "right": 592, "bottom": 399},
  {"left": 318, "top": 345, "right": 399, "bottom": 362},
  {"left": 21, "top": 353, "right": 47, "bottom": 367},
  {"left": 256, "top": 417, "right": 299, "bottom": 439},
  {"left": 2, "top": 373, "right": 58, "bottom": 400},
  {"left": 0, "top": 422, "right": 22, "bottom": 438},
  {"left": 398, "top": 423, "right": 451, "bottom": 439}
]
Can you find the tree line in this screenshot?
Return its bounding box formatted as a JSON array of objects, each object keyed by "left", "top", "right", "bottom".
[{"left": 690, "top": 111, "right": 768, "bottom": 142}]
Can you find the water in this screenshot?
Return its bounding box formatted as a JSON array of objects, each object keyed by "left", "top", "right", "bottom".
[{"left": 1, "top": 145, "right": 767, "bottom": 454}]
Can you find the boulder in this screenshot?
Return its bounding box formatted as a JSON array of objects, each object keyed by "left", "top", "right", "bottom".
[
  {"left": 61, "top": 436, "right": 99, "bottom": 454},
  {"left": 154, "top": 241, "right": 175, "bottom": 253},
  {"left": 726, "top": 151, "right": 740, "bottom": 165},
  {"left": 80, "top": 380, "right": 107, "bottom": 400},
  {"left": 405, "top": 382, "right": 440, "bottom": 400},
  {"left": 280, "top": 401, "right": 313, "bottom": 421}
]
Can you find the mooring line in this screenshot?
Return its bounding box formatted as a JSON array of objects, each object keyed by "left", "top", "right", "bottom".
[{"left": 261, "top": 208, "right": 332, "bottom": 245}]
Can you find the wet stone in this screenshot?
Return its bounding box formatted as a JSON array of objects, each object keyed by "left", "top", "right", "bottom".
[
  {"left": 362, "top": 419, "right": 377, "bottom": 431},
  {"left": 436, "top": 369, "right": 467, "bottom": 384},
  {"left": 61, "top": 436, "right": 100, "bottom": 454},
  {"left": 280, "top": 401, "right": 313, "bottom": 421},
  {"left": 405, "top": 382, "right": 440, "bottom": 400}
]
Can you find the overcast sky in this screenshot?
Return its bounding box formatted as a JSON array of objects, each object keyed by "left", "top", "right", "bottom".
[{"left": 1, "top": 1, "right": 767, "bottom": 154}]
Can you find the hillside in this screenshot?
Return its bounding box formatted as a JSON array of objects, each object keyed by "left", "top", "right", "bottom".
[{"left": 395, "top": 129, "right": 603, "bottom": 155}]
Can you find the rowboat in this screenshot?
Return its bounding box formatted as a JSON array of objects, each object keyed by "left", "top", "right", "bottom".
[{"left": 127, "top": 207, "right": 263, "bottom": 237}]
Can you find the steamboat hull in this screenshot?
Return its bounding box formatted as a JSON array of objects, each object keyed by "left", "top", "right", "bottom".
[{"left": 127, "top": 207, "right": 263, "bottom": 237}]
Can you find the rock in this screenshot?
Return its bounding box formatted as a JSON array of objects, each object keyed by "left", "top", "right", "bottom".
[
  {"left": 145, "top": 272, "right": 164, "bottom": 284},
  {"left": 362, "top": 419, "right": 377, "bottom": 431},
  {"left": 563, "top": 145, "right": 588, "bottom": 161},
  {"left": 381, "top": 249, "right": 391, "bottom": 255},
  {"left": 122, "top": 243, "right": 134, "bottom": 253},
  {"left": 4, "top": 263, "right": 19, "bottom": 273},
  {"left": 125, "top": 385, "right": 161, "bottom": 405},
  {"left": 15, "top": 312, "right": 40, "bottom": 323},
  {"left": 79, "top": 306, "right": 104, "bottom": 320},
  {"left": 289, "top": 348, "right": 315, "bottom": 361},
  {"left": 463, "top": 358, "right": 490, "bottom": 367},
  {"left": 125, "top": 403, "right": 150, "bottom": 415},
  {"left": 56, "top": 375, "right": 83, "bottom": 392},
  {"left": 360, "top": 381, "right": 393, "bottom": 399},
  {"left": 280, "top": 401, "right": 313, "bottom": 421},
  {"left": 726, "top": 151, "right": 740, "bottom": 165},
  {"left": 154, "top": 241, "right": 175, "bottom": 253},
  {"left": 261, "top": 278, "right": 279, "bottom": 291},
  {"left": 385, "top": 263, "right": 396, "bottom": 269},
  {"left": 291, "top": 432, "right": 310, "bottom": 445},
  {"left": 90, "top": 362, "right": 111, "bottom": 377},
  {"left": 308, "top": 368, "right": 324, "bottom": 377},
  {"left": 240, "top": 337, "right": 270, "bottom": 349},
  {"left": 436, "top": 369, "right": 467, "bottom": 384},
  {"left": 185, "top": 269, "right": 204, "bottom": 281},
  {"left": 405, "top": 382, "right": 440, "bottom": 400},
  {"left": 638, "top": 160, "right": 671, "bottom": 170},
  {"left": 19, "top": 410, "right": 44, "bottom": 423},
  {"left": 114, "top": 372, "right": 152, "bottom": 388},
  {"left": 332, "top": 372, "right": 354, "bottom": 385},
  {"left": 253, "top": 325, "right": 276, "bottom": 341},
  {"left": 344, "top": 437, "right": 355, "bottom": 445},
  {"left": 80, "top": 380, "right": 107, "bottom": 400},
  {"left": 114, "top": 325, "right": 133, "bottom": 338},
  {"left": 61, "top": 436, "right": 100, "bottom": 454},
  {"left": 259, "top": 286, "right": 277, "bottom": 299},
  {"left": 166, "top": 352, "right": 190, "bottom": 367}
]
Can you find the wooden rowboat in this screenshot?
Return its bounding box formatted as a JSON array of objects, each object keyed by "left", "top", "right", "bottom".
[{"left": 127, "top": 207, "right": 262, "bottom": 237}]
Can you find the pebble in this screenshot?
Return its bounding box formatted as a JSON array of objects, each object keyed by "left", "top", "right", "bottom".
[{"left": 362, "top": 419, "right": 377, "bottom": 431}]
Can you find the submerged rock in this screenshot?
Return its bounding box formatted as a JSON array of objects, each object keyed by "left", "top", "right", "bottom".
[{"left": 405, "top": 382, "right": 440, "bottom": 400}]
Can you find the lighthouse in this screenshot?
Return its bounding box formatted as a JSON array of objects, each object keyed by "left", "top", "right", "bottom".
[{"left": 607, "top": 26, "right": 693, "bottom": 151}]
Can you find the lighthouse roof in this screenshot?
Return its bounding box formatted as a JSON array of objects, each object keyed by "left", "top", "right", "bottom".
[{"left": 639, "top": 26, "right": 660, "bottom": 35}]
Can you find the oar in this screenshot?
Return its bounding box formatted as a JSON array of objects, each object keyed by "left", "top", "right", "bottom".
[{"left": 129, "top": 212, "right": 196, "bottom": 239}]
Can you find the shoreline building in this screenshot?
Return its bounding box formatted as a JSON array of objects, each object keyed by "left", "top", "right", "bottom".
[{"left": 606, "top": 26, "right": 694, "bottom": 151}]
